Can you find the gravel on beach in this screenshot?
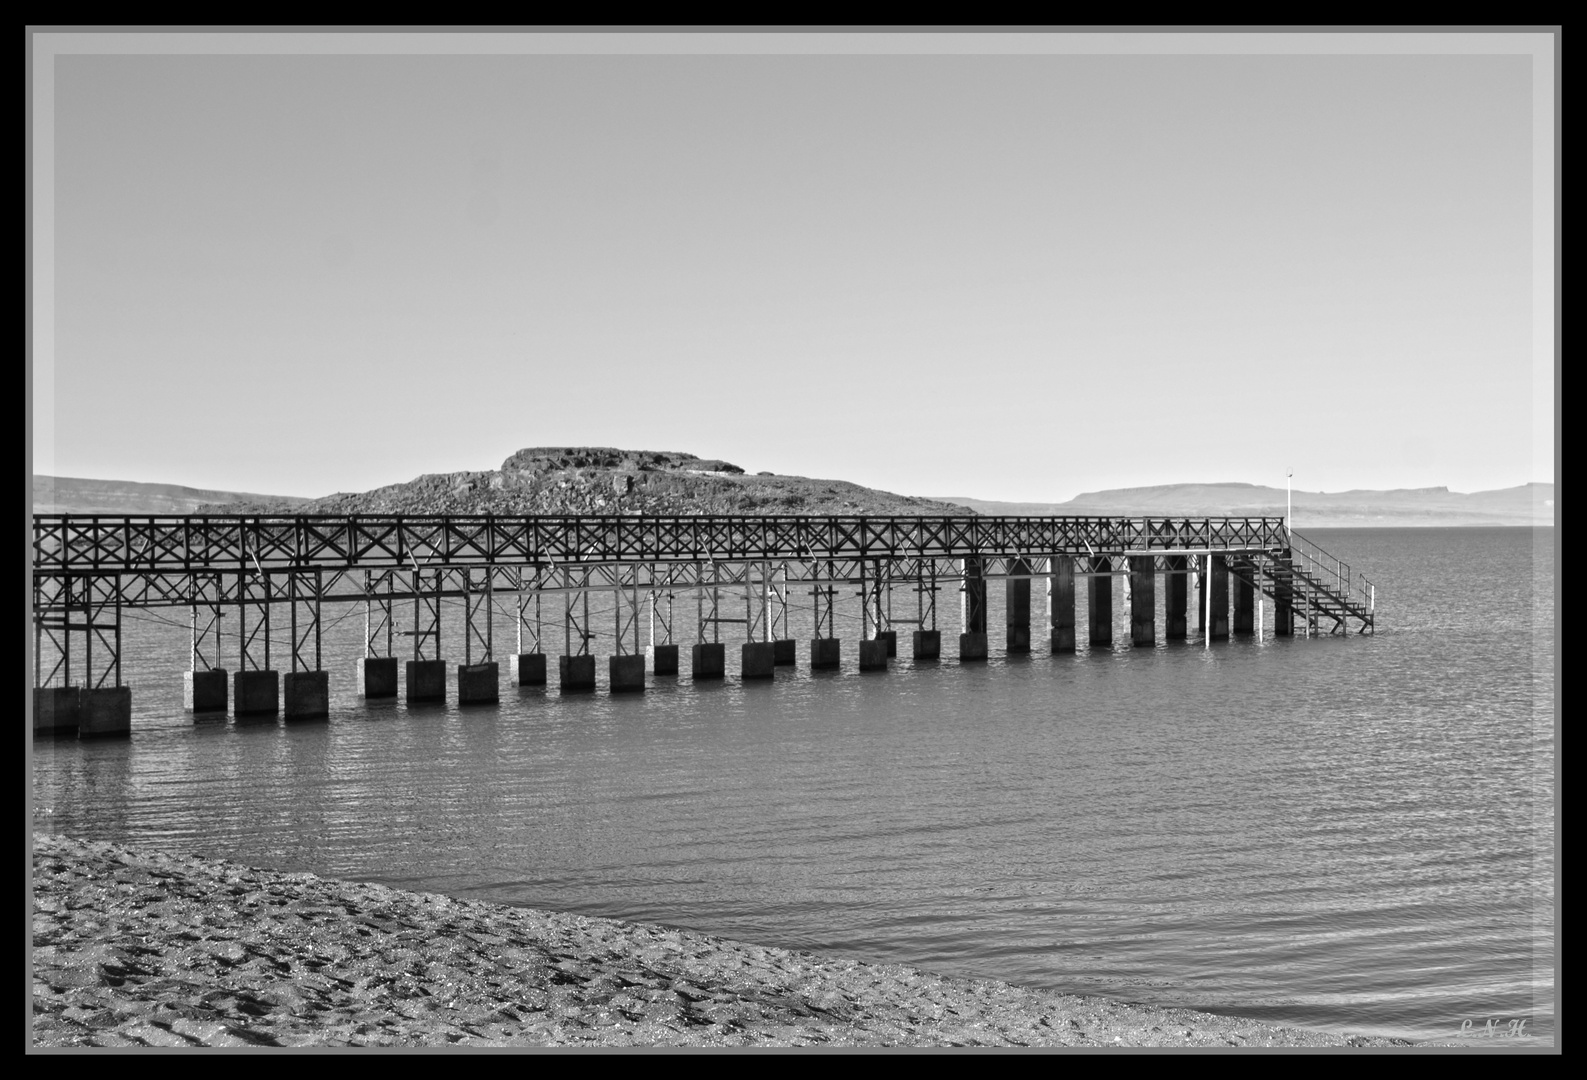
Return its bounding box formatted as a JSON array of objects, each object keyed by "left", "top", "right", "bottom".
[{"left": 32, "top": 833, "right": 1429, "bottom": 1049}]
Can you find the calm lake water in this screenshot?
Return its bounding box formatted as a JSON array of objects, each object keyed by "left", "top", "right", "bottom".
[{"left": 31, "top": 526, "right": 1556, "bottom": 1045}]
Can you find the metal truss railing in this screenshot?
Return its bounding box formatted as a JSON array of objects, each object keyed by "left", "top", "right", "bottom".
[{"left": 32, "top": 514, "right": 1291, "bottom": 578}]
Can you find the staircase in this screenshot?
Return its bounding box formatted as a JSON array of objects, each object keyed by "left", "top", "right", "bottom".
[{"left": 1225, "top": 530, "right": 1377, "bottom": 635}]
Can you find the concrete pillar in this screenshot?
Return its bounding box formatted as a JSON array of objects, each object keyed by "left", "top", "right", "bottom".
[
  {"left": 741, "top": 642, "right": 775, "bottom": 680},
  {"left": 771, "top": 639, "right": 797, "bottom": 666},
  {"left": 79, "top": 687, "right": 132, "bottom": 739},
  {"left": 1050, "top": 555, "right": 1076, "bottom": 653},
  {"left": 858, "top": 639, "right": 889, "bottom": 672},
  {"left": 357, "top": 657, "right": 399, "bottom": 698},
  {"left": 1165, "top": 556, "right": 1188, "bottom": 640},
  {"left": 912, "top": 630, "right": 941, "bottom": 660},
  {"left": 457, "top": 662, "right": 500, "bottom": 705},
  {"left": 284, "top": 671, "right": 330, "bottom": 720},
  {"left": 33, "top": 687, "right": 79, "bottom": 738},
  {"left": 1006, "top": 559, "right": 1030, "bottom": 653},
  {"left": 647, "top": 644, "right": 679, "bottom": 676},
  {"left": 609, "top": 655, "right": 645, "bottom": 693},
  {"left": 1088, "top": 558, "right": 1112, "bottom": 647},
  {"left": 1129, "top": 556, "right": 1155, "bottom": 647},
  {"left": 1274, "top": 549, "right": 1295, "bottom": 636},
  {"left": 558, "top": 654, "right": 597, "bottom": 693},
  {"left": 875, "top": 630, "right": 897, "bottom": 658},
  {"left": 184, "top": 669, "right": 229, "bottom": 713},
  {"left": 810, "top": 638, "right": 841, "bottom": 670},
  {"left": 691, "top": 642, "right": 725, "bottom": 680},
  {"left": 405, "top": 660, "right": 447, "bottom": 704},
  {"left": 510, "top": 653, "right": 547, "bottom": 686},
  {"left": 1199, "top": 556, "right": 1229, "bottom": 640},
  {"left": 1232, "top": 574, "right": 1255, "bottom": 635},
  {"left": 962, "top": 558, "right": 987, "bottom": 634},
  {"left": 234, "top": 670, "right": 280, "bottom": 717},
  {"left": 959, "top": 632, "right": 988, "bottom": 661}
]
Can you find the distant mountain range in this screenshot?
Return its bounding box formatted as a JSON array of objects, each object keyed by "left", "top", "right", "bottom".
[
  {"left": 934, "top": 482, "right": 1554, "bottom": 528},
  {"left": 32, "top": 475, "right": 310, "bottom": 516},
  {"left": 32, "top": 469, "right": 1554, "bottom": 527}
]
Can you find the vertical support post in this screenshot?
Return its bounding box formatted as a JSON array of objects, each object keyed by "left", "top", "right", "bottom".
[
  {"left": 1165, "top": 555, "right": 1188, "bottom": 640},
  {"left": 1088, "top": 557, "right": 1112, "bottom": 647},
  {"left": 1005, "top": 557, "right": 1030, "bottom": 653},
  {"left": 1203, "top": 555, "right": 1212, "bottom": 649},
  {"left": 285, "top": 568, "right": 328, "bottom": 720},
  {"left": 1274, "top": 547, "right": 1295, "bottom": 637},
  {"left": 959, "top": 557, "right": 987, "bottom": 661},
  {"left": 1049, "top": 555, "right": 1075, "bottom": 653},
  {"left": 615, "top": 568, "right": 626, "bottom": 656},
  {"left": 1209, "top": 555, "right": 1229, "bottom": 640},
  {"left": 860, "top": 559, "right": 869, "bottom": 640},
  {"left": 358, "top": 569, "right": 399, "bottom": 698},
  {"left": 745, "top": 564, "right": 756, "bottom": 644},
  {"left": 1128, "top": 555, "right": 1155, "bottom": 647},
  {"left": 185, "top": 573, "right": 229, "bottom": 713},
  {"left": 1232, "top": 570, "right": 1254, "bottom": 635}
]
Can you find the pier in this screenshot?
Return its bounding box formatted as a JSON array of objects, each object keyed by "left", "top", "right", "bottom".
[{"left": 30, "top": 514, "right": 1376, "bottom": 737}]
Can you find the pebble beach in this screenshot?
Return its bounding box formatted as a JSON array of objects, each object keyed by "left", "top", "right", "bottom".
[{"left": 28, "top": 833, "right": 1446, "bottom": 1049}]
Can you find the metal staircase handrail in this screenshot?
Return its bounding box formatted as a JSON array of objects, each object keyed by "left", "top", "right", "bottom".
[{"left": 1290, "top": 529, "right": 1376, "bottom": 614}]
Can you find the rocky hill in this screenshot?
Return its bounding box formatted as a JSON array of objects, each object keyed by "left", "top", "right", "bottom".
[{"left": 198, "top": 448, "right": 975, "bottom": 517}]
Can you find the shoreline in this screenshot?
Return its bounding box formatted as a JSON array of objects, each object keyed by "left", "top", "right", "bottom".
[{"left": 32, "top": 833, "right": 1437, "bottom": 1048}]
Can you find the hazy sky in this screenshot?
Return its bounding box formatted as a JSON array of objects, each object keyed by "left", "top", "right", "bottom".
[{"left": 30, "top": 31, "right": 1556, "bottom": 502}]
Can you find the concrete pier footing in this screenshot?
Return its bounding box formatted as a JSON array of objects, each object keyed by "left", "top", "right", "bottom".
[
  {"left": 1050, "top": 555, "right": 1076, "bottom": 653},
  {"left": 34, "top": 687, "right": 80, "bottom": 737},
  {"left": 1089, "top": 559, "right": 1113, "bottom": 647},
  {"left": 405, "top": 660, "right": 447, "bottom": 703},
  {"left": 284, "top": 671, "right": 330, "bottom": 721},
  {"left": 184, "top": 669, "right": 229, "bottom": 713},
  {"left": 1006, "top": 561, "right": 1031, "bottom": 653},
  {"left": 1166, "top": 556, "right": 1188, "bottom": 640},
  {"left": 959, "top": 631, "right": 988, "bottom": 661},
  {"left": 79, "top": 687, "right": 132, "bottom": 738},
  {"left": 609, "top": 655, "right": 645, "bottom": 693},
  {"left": 558, "top": 654, "right": 597, "bottom": 693},
  {"left": 912, "top": 630, "right": 941, "bottom": 660},
  {"left": 1129, "top": 556, "right": 1156, "bottom": 647},
  {"left": 810, "top": 638, "right": 841, "bottom": 670},
  {"left": 741, "top": 642, "right": 775, "bottom": 680},
  {"left": 357, "top": 657, "right": 399, "bottom": 698},
  {"left": 1202, "top": 556, "right": 1230, "bottom": 640},
  {"left": 875, "top": 630, "right": 897, "bottom": 658},
  {"left": 648, "top": 644, "right": 679, "bottom": 676},
  {"left": 691, "top": 643, "right": 725, "bottom": 680},
  {"left": 771, "top": 639, "right": 797, "bottom": 666},
  {"left": 858, "top": 639, "right": 889, "bottom": 672},
  {"left": 510, "top": 653, "right": 547, "bottom": 686},
  {"left": 457, "top": 662, "right": 500, "bottom": 705},
  {"left": 234, "top": 670, "right": 280, "bottom": 717}
]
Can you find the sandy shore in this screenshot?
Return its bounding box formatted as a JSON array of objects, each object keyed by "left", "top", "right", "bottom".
[{"left": 32, "top": 833, "right": 1431, "bottom": 1049}]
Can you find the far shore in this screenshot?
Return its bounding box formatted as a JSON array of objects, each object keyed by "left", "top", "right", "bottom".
[{"left": 30, "top": 833, "right": 1451, "bottom": 1049}]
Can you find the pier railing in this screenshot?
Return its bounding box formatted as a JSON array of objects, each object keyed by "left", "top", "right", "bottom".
[{"left": 32, "top": 514, "right": 1292, "bottom": 575}]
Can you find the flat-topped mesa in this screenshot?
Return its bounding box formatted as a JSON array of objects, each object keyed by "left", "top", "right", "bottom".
[
  {"left": 498, "top": 448, "right": 743, "bottom": 475},
  {"left": 198, "top": 447, "right": 973, "bottom": 518}
]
